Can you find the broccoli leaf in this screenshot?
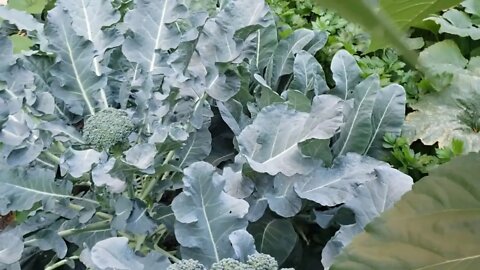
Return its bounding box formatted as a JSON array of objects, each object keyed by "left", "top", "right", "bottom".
[{"left": 172, "top": 162, "right": 250, "bottom": 267}]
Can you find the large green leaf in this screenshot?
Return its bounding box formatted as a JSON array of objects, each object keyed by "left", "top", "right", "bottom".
[
  {"left": 332, "top": 75, "right": 379, "bottom": 157},
  {"left": 404, "top": 41, "right": 480, "bottom": 152},
  {"left": 59, "top": 0, "right": 123, "bottom": 108},
  {"left": 122, "top": 0, "right": 187, "bottom": 73},
  {"left": 330, "top": 50, "right": 362, "bottom": 100},
  {"left": 314, "top": 0, "right": 418, "bottom": 64},
  {"left": 0, "top": 167, "right": 97, "bottom": 215},
  {"left": 364, "top": 83, "right": 406, "bottom": 158},
  {"left": 331, "top": 153, "right": 480, "bottom": 270},
  {"left": 427, "top": 9, "right": 480, "bottom": 40},
  {"left": 238, "top": 95, "right": 343, "bottom": 176},
  {"left": 380, "top": 0, "right": 463, "bottom": 30},
  {"left": 8, "top": 0, "right": 47, "bottom": 14},
  {"left": 264, "top": 29, "right": 316, "bottom": 89},
  {"left": 172, "top": 162, "right": 250, "bottom": 267},
  {"left": 248, "top": 216, "right": 298, "bottom": 265},
  {"left": 0, "top": 231, "right": 23, "bottom": 265},
  {"left": 322, "top": 167, "right": 413, "bottom": 269},
  {"left": 293, "top": 153, "right": 388, "bottom": 206},
  {"left": 45, "top": 6, "right": 106, "bottom": 115}
]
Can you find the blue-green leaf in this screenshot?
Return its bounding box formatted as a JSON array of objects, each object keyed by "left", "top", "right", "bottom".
[
  {"left": 172, "top": 162, "right": 250, "bottom": 267},
  {"left": 45, "top": 6, "right": 106, "bottom": 115}
]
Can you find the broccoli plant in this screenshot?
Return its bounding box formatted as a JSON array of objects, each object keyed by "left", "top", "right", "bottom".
[{"left": 0, "top": 0, "right": 413, "bottom": 270}]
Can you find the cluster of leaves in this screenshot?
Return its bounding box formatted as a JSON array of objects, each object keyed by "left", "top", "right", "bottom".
[
  {"left": 266, "top": 0, "right": 369, "bottom": 59},
  {"left": 266, "top": 0, "right": 425, "bottom": 104},
  {"left": 402, "top": 0, "right": 480, "bottom": 157},
  {"left": 383, "top": 134, "right": 464, "bottom": 181},
  {"left": 0, "top": 0, "right": 418, "bottom": 269}
]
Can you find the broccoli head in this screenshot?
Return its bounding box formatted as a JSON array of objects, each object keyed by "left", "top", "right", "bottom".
[
  {"left": 246, "top": 253, "right": 278, "bottom": 270},
  {"left": 167, "top": 259, "right": 206, "bottom": 270},
  {"left": 210, "top": 258, "right": 254, "bottom": 270},
  {"left": 82, "top": 108, "right": 134, "bottom": 150}
]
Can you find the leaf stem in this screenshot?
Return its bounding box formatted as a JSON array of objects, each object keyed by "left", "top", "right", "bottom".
[
  {"left": 43, "top": 150, "right": 60, "bottom": 164},
  {"left": 58, "top": 220, "right": 111, "bottom": 238},
  {"left": 68, "top": 203, "right": 112, "bottom": 219},
  {"left": 44, "top": 256, "right": 79, "bottom": 270},
  {"left": 24, "top": 220, "right": 111, "bottom": 246},
  {"left": 154, "top": 244, "right": 180, "bottom": 263},
  {"left": 140, "top": 151, "right": 175, "bottom": 201}
]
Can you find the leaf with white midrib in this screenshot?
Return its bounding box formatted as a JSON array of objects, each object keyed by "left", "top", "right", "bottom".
[
  {"left": 45, "top": 6, "right": 106, "bottom": 115},
  {"left": 122, "top": 0, "right": 187, "bottom": 73},
  {"left": 60, "top": 0, "right": 123, "bottom": 108},
  {"left": 172, "top": 162, "right": 249, "bottom": 267},
  {"left": 0, "top": 167, "right": 98, "bottom": 214},
  {"left": 364, "top": 83, "right": 406, "bottom": 157},
  {"left": 238, "top": 95, "right": 343, "bottom": 176},
  {"left": 333, "top": 75, "right": 380, "bottom": 157}
]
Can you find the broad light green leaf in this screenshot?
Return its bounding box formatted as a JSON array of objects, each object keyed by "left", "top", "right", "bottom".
[
  {"left": 60, "top": 148, "right": 102, "bottom": 178},
  {"left": 45, "top": 6, "right": 106, "bottom": 115},
  {"left": 59, "top": 0, "right": 123, "bottom": 108},
  {"left": 124, "top": 143, "right": 157, "bottom": 171},
  {"left": 238, "top": 95, "right": 343, "bottom": 176},
  {"left": 25, "top": 230, "right": 68, "bottom": 259},
  {"left": 379, "top": 0, "right": 463, "bottom": 29},
  {"left": 122, "top": 0, "right": 187, "bottom": 73},
  {"left": 331, "top": 153, "right": 480, "bottom": 270},
  {"left": 0, "top": 168, "right": 97, "bottom": 215},
  {"left": 112, "top": 198, "right": 157, "bottom": 236},
  {"left": 404, "top": 41, "right": 480, "bottom": 152},
  {"left": 322, "top": 167, "right": 413, "bottom": 269},
  {"left": 59, "top": 0, "right": 122, "bottom": 56},
  {"left": 222, "top": 157, "right": 254, "bottom": 199},
  {"left": 249, "top": 24, "right": 278, "bottom": 74},
  {"left": 248, "top": 216, "right": 298, "bottom": 265},
  {"left": 8, "top": 0, "right": 47, "bottom": 14},
  {"left": 333, "top": 75, "right": 380, "bottom": 157},
  {"left": 293, "top": 153, "right": 387, "bottom": 206},
  {"left": 463, "top": 0, "right": 480, "bottom": 14},
  {"left": 90, "top": 237, "right": 143, "bottom": 270},
  {"left": 330, "top": 50, "right": 362, "bottom": 100},
  {"left": 229, "top": 229, "right": 257, "bottom": 262},
  {"left": 0, "top": 5, "right": 42, "bottom": 30},
  {"left": 172, "top": 162, "right": 250, "bottom": 267},
  {"left": 8, "top": 34, "right": 33, "bottom": 53},
  {"left": 91, "top": 158, "right": 126, "bottom": 193},
  {"left": 174, "top": 128, "right": 211, "bottom": 168},
  {"left": 427, "top": 9, "right": 480, "bottom": 40},
  {"left": 265, "top": 174, "right": 302, "bottom": 218},
  {"left": 416, "top": 40, "right": 468, "bottom": 82},
  {"left": 290, "top": 50, "right": 328, "bottom": 95},
  {"left": 364, "top": 84, "right": 406, "bottom": 159},
  {"left": 265, "top": 29, "right": 315, "bottom": 89},
  {"left": 0, "top": 231, "right": 23, "bottom": 264},
  {"left": 283, "top": 90, "right": 311, "bottom": 112}
]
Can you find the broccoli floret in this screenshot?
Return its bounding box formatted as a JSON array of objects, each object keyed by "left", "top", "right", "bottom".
[
  {"left": 82, "top": 108, "right": 134, "bottom": 150},
  {"left": 246, "top": 253, "right": 278, "bottom": 270},
  {"left": 211, "top": 258, "right": 254, "bottom": 270},
  {"left": 167, "top": 259, "right": 206, "bottom": 270}
]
